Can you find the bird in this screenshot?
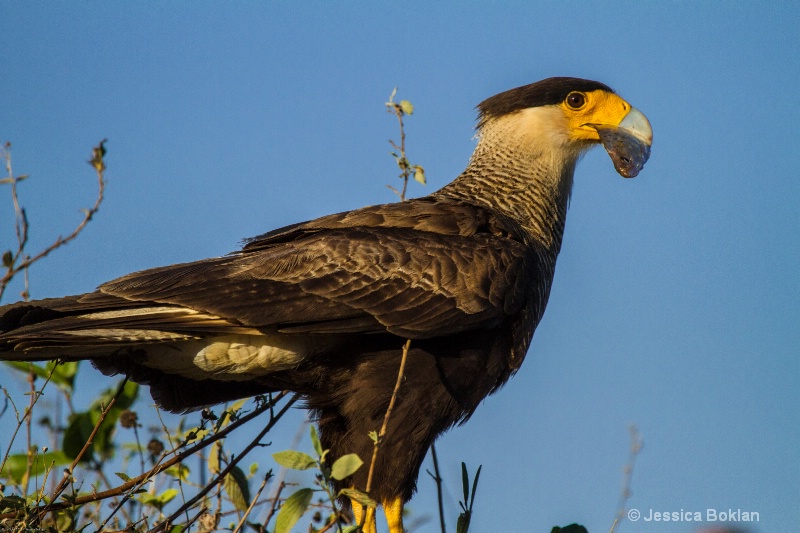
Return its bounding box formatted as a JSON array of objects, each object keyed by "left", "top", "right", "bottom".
[{"left": 0, "top": 77, "right": 651, "bottom": 533}]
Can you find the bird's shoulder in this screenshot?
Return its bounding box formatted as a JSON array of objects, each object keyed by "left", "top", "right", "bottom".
[{"left": 241, "top": 196, "right": 531, "bottom": 253}]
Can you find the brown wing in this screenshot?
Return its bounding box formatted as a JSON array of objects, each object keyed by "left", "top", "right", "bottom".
[
  {"left": 1, "top": 198, "right": 537, "bottom": 354},
  {"left": 97, "top": 200, "right": 534, "bottom": 339}
]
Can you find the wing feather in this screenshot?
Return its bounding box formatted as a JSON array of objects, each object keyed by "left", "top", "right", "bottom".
[
  {"left": 1, "top": 198, "right": 540, "bottom": 353},
  {"left": 97, "top": 199, "right": 536, "bottom": 338}
]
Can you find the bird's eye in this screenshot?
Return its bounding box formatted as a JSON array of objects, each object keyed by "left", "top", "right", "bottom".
[{"left": 566, "top": 92, "right": 586, "bottom": 110}]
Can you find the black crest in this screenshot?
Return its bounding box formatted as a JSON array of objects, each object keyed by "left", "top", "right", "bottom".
[{"left": 477, "top": 77, "right": 614, "bottom": 128}]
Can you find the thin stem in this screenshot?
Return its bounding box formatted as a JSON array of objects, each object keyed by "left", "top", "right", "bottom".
[
  {"left": 232, "top": 472, "right": 271, "bottom": 533},
  {"left": 262, "top": 480, "right": 286, "bottom": 532},
  {"left": 609, "top": 425, "right": 643, "bottom": 533},
  {"left": 364, "top": 339, "right": 412, "bottom": 504},
  {"left": 430, "top": 443, "right": 447, "bottom": 533},
  {"left": 22, "top": 365, "right": 36, "bottom": 495}
]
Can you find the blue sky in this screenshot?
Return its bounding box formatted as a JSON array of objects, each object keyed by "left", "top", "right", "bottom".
[{"left": 2, "top": 2, "right": 798, "bottom": 532}]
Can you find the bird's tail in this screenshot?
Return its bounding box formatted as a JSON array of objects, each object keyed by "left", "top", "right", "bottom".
[
  {"left": 0, "top": 293, "right": 277, "bottom": 411},
  {"left": 0, "top": 292, "right": 257, "bottom": 358}
]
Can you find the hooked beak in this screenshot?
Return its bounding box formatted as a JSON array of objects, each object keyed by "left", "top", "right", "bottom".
[{"left": 593, "top": 107, "right": 653, "bottom": 178}]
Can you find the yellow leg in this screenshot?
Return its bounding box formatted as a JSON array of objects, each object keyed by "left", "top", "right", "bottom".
[
  {"left": 383, "top": 497, "right": 405, "bottom": 533},
  {"left": 350, "top": 498, "right": 377, "bottom": 533}
]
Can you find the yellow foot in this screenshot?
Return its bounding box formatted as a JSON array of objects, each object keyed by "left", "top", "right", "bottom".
[
  {"left": 383, "top": 496, "right": 405, "bottom": 533},
  {"left": 349, "top": 496, "right": 404, "bottom": 533},
  {"left": 351, "top": 498, "right": 377, "bottom": 533}
]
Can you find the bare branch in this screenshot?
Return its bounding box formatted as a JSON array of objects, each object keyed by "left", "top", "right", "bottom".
[
  {"left": 0, "top": 140, "right": 107, "bottom": 301},
  {"left": 385, "top": 91, "right": 424, "bottom": 202},
  {"left": 261, "top": 479, "right": 286, "bottom": 532},
  {"left": 609, "top": 425, "right": 644, "bottom": 533},
  {"left": 429, "top": 443, "right": 447, "bottom": 533},
  {"left": 232, "top": 471, "right": 272, "bottom": 533}
]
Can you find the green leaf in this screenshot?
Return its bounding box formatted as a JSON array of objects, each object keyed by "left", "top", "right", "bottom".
[
  {"left": 330, "top": 454, "right": 363, "bottom": 481},
  {"left": 138, "top": 488, "right": 179, "bottom": 511},
  {"left": 0, "top": 451, "right": 71, "bottom": 483},
  {"left": 338, "top": 488, "right": 376, "bottom": 508},
  {"left": 399, "top": 100, "right": 414, "bottom": 115},
  {"left": 413, "top": 166, "right": 426, "bottom": 185},
  {"left": 461, "top": 462, "right": 469, "bottom": 505},
  {"left": 6, "top": 360, "right": 83, "bottom": 392},
  {"left": 61, "top": 380, "right": 139, "bottom": 463},
  {"left": 457, "top": 511, "right": 471, "bottom": 533},
  {"left": 48, "top": 361, "right": 79, "bottom": 391},
  {"left": 165, "top": 464, "right": 190, "bottom": 481},
  {"left": 0, "top": 495, "right": 27, "bottom": 511},
  {"left": 115, "top": 472, "right": 132, "bottom": 483},
  {"left": 183, "top": 427, "right": 209, "bottom": 444},
  {"left": 121, "top": 380, "right": 139, "bottom": 408},
  {"left": 551, "top": 525, "right": 588, "bottom": 533},
  {"left": 456, "top": 463, "right": 481, "bottom": 533},
  {"left": 215, "top": 398, "right": 246, "bottom": 431},
  {"left": 272, "top": 450, "right": 316, "bottom": 470},
  {"left": 4, "top": 361, "right": 49, "bottom": 381},
  {"left": 224, "top": 466, "right": 251, "bottom": 512},
  {"left": 55, "top": 510, "right": 74, "bottom": 532},
  {"left": 274, "top": 487, "right": 313, "bottom": 533},
  {"left": 63, "top": 411, "right": 96, "bottom": 461},
  {"left": 208, "top": 442, "right": 221, "bottom": 474},
  {"left": 309, "top": 425, "right": 323, "bottom": 458},
  {"left": 89, "top": 139, "right": 107, "bottom": 172},
  {"left": 0, "top": 175, "right": 28, "bottom": 185},
  {"left": 368, "top": 430, "right": 379, "bottom": 443},
  {"left": 469, "top": 465, "right": 482, "bottom": 509},
  {"left": 158, "top": 488, "right": 179, "bottom": 505},
  {"left": 341, "top": 527, "right": 361, "bottom": 533}
]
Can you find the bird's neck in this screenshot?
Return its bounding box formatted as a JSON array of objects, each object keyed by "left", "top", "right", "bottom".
[{"left": 435, "top": 125, "right": 580, "bottom": 255}]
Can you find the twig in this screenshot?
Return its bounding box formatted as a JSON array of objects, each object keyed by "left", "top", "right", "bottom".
[
  {"left": 93, "top": 464, "right": 134, "bottom": 526},
  {"left": 609, "top": 425, "right": 644, "bottom": 533},
  {"left": 363, "top": 339, "right": 411, "bottom": 516},
  {"left": 385, "top": 90, "right": 424, "bottom": 202},
  {"left": 261, "top": 480, "right": 286, "bottom": 532},
  {"left": 389, "top": 101, "right": 409, "bottom": 202},
  {"left": 22, "top": 365, "right": 37, "bottom": 495},
  {"left": 315, "top": 512, "right": 344, "bottom": 533},
  {"left": 182, "top": 506, "right": 209, "bottom": 532},
  {"left": 0, "top": 140, "right": 106, "bottom": 301},
  {"left": 151, "top": 394, "right": 299, "bottom": 532},
  {"left": 430, "top": 443, "right": 447, "bottom": 533},
  {"left": 232, "top": 472, "right": 272, "bottom": 533}
]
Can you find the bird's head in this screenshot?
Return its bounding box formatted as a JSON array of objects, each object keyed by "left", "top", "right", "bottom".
[{"left": 477, "top": 77, "right": 652, "bottom": 178}]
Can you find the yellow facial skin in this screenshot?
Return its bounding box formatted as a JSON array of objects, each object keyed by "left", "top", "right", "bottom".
[{"left": 560, "top": 90, "right": 635, "bottom": 142}]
